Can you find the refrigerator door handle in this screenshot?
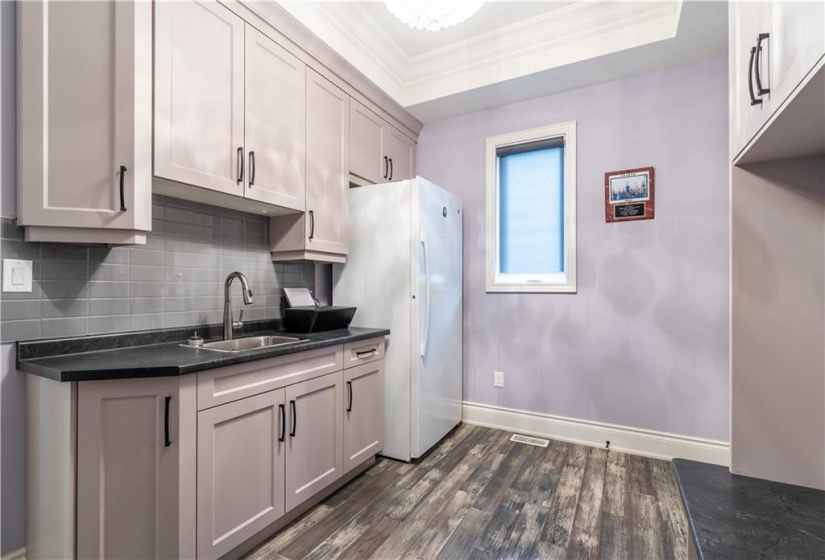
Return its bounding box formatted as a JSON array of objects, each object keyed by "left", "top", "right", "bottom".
[{"left": 420, "top": 231, "right": 431, "bottom": 357}]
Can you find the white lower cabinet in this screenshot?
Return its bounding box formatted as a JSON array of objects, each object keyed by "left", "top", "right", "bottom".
[
  {"left": 197, "top": 389, "right": 287, "bottom": 560},
  {"left": 76, "top": 376, "right": 196, "bottom": 560},
  {"left": 344, "top": 361, "right": 385, "bottom": 473},
  {"left": 285, "top": 372, "right": 345, "bottom": 511},
  {"left": 29, "top": 341, "right": 384, "bottom": 560}
]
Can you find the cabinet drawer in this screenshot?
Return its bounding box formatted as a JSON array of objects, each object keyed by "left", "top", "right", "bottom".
[
  {"left": 197, "top": 345, "right": 343, "bottom": 410},
  {"left": 343, "top": 338, "right": 385, "bottom": 369}
]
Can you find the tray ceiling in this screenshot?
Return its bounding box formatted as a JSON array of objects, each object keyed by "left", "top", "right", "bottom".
[{"left": 275, "top": 1, "right": 727, "bottom": 122}]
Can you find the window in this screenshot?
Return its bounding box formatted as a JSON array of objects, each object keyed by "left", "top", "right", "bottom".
[{"left": 485, "top": 122, "right": 576, "bottom": 293}]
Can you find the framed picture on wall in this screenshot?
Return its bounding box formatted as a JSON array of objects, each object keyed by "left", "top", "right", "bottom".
[{"left": 604, "top": 166, "right": 655, "bottom": 223}]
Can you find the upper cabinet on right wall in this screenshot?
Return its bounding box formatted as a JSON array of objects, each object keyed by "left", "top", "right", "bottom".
[
  {"left": 350, "top": 100, "right": 416, "bottom": 185},
  {"left": 730, "top": 1, "right": 825, "bottom": 163}
]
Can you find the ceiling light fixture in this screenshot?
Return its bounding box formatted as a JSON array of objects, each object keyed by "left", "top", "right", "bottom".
[{"left": 385, "top": 0, "right": 484, "bottom": 32}]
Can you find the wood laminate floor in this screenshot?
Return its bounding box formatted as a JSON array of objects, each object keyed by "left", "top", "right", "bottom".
[{"left": 245, "top": 425, "right": 688, "bottom": 560}]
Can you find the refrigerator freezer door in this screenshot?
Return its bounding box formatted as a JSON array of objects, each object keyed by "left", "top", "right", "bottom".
[
  {"left": 332, "top": 180, "right": 414, "bottom": 461},
  {"left": 412, "top": 178, "right": 463, "bottom": 458}
]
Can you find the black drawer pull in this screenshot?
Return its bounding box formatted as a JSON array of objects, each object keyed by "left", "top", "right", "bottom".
[
  {"left": 356, "top": 349, "right": 377, "bottom": 359},
  {"left": 388, "top": 158, "right": 393, "bottom": 181},
  {"left": 119, "top": 165, "right": 127, "bottom": 212},
  {"left": 278, "top": 403, "right": 286, "bottom": 442},
  {"left": 308, "top": 210, "right": 315, "bottom": 240},
  {"left": 383, "top": 156, "right": 388, "bottom": 179},
  {"left": 755, "top": 33, "right": 770, "bottom": 96},
  {"left": 289, "top": 399, "right": 297, "bottom": 438},
  {"left": 249, "top": 150, "right": 256, "bottom": 186},
  {"left": 164, "top": 396, "right": 172, "bottom": 447},
  {"left": 237, "top": 147, "right": 244, "bottom": 184},
  {"left": 748, "top": 47, "right": 762, "bottom": 106},
  {"left": 346, "top": 381, "right": 353, "bottom": 412}
]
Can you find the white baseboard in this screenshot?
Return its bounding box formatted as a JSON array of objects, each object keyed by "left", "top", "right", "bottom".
[
  {"left": 462, "top": 402, "right": 730, "bottom": 466},
  {"left": 1, "top": 548, "right": 26, "bottom": 560}
]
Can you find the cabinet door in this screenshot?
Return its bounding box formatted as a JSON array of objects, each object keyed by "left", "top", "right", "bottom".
[
  {"left": 729, "top": 1, "right": 773, "bottom": 158},
  {"left": 245, "top": 25, "right": 306, "bottom": 210},
  {"left": 77, "top": 377, "right": 184, "bottom": 559},
  {"left": 350, "top": 101, "right": 385, "bottom": 184},
  {"left": 384, "top": 126, "right": 416, "bottom": 182},
  {"left": 344, "top": 361, "right": 385, "bottom": 473},
  {"left": 154, "top": 0, "right": 245, "bottom": 196},
  {"left": 17, "top": 0, "right": 152, "bottom": 234},
  {"left": 305, "top": 69, "right": 350, "bottom": 256},
  {"left": 285, "top": 371, "right": 344, "bottom": 512},
  {"left": 770, "top": 1, "right": 825, "bottom": 110},
  {"left": 197, "top": 389, "right": 286, "bottom": 560}
]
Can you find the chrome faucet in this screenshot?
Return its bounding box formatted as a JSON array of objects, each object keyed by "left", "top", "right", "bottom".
[{"left": 223, "top": 271, "right": 254, "bottom": 340}]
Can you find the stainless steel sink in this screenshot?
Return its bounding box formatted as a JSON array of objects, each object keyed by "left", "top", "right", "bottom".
[{"left": 188, "top": 335, "right": 306, "bottom": 353}]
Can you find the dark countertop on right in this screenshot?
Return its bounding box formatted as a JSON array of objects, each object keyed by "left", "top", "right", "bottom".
[{"left": 672, "top": 459, "right": 825, "bottom": 560}]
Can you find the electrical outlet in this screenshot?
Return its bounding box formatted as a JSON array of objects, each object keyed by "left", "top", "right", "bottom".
[{"left": 494, "top": 371, "right": 504, "bottom": 387}]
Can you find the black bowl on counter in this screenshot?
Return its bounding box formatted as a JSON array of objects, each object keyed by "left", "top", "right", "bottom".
[{"left": 282, "top": 306, "right": 356, "bottom": 333}]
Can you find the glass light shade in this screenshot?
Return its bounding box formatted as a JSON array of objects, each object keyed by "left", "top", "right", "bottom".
[{"left": 385, "top": 0, "right": 484, "bottom": 32}]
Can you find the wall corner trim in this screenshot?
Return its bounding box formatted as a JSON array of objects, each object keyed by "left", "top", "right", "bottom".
[
  {"left": 1, "top": 548, "right": 26, "bottom": 560},
  {"left": 462, "top": 402, "right": 730, "bottom": 466}
]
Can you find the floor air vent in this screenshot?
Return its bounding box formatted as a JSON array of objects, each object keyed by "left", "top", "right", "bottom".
[{"left": 510, "top": 434, "right": 549, "bottom": 447}]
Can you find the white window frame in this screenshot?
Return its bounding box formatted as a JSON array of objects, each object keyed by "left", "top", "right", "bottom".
[{"left": 485, "top": 121, "right": 577, "bottom": 293}]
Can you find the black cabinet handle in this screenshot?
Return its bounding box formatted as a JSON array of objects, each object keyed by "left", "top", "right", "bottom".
[
  {"left": 249, "top": 151, "right": 256, "bottom": 187},
  {"left": 388, "top": 158, "right": 393, "bottom": 181},
  {"left": 289, "top": 399, "right": 297, "bottom": 437},
  {"left": 164, "top": 396, "right": 172, "bottom": 447},
  {"left": 278, "top": 403, "right": 286, "bottom": 442},
  {"left": 755, "top": 33, "right": 770, "bottom": 96},
  {"left": 119, "top": 165, "right": 127, "bottom": 212},
  {"left": 237, "top": 147, "right": 244, "bottom": 184},
  {"left": 346, "top": 381, "right": 353, "bottom": 412},
  {"left": 383, "top": 156, "right": 388, "bottom": 179},
  {"left": 356, "top": 349, "right": 377, "bottom": 359},
  {"left": 308, "top": 210, "right": 315, "bottom": 240},
  {"left": 748, "top": 47, "right": 762, "bottom": 106}
]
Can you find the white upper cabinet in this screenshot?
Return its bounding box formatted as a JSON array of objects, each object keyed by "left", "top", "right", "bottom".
[
  {"left": 384, "top": 126, "right": 415, "bottom": 182},
  {"left": 154, "top": 0, "right": 245, "bottom": 197},
  {"left": 17, "top": 0, "right": 152, "bottom": 244},
  {"left": 769, "top": 2, "right": 825, "bottom": 111},
  {"left": 270, "top": 69, "right": 350, "bottom": 263},
  {"left": 350, "top": 100, "right": 416, "bottom": 185},
  {"left": 154, "top": 0, "right": 309, "bottom": 215},
  {"left": 305, "top": 69, "right": 350, "bottom": 257},
  {"left": 244, "top": 26, "right": 306, "bottom": 210},
  {"left": 730, "top": 1, "right": 773, "bottom": 158},
  {"left": 730, "top": 1, "right": 825, "bottom": 162},
  {"left": 350, "top": 101, "right": 385, "bottom": 184}
]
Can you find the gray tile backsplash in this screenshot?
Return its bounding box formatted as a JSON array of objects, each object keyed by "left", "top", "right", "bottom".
[{"left": 0, "top": 195, "right": 314, "bottom": 342}]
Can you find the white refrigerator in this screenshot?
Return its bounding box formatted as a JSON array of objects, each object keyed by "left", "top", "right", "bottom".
[{"left": 333, "top": 177, "right": 463, "bottom": 461}]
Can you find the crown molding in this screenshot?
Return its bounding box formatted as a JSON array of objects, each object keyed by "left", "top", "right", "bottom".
[
  {"left": 405, "top": 1, "right": 681, "bottom": 85},
  {"left": 277, "top": 0, "right": 685, "bottom": 110}
]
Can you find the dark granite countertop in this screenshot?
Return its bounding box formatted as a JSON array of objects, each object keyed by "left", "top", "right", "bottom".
[
  {"left": 17, "top": 322, "right": 389, "bottom": 382},
  {"left": 673, "top": 459, "right": 825, "bottom": 560}
]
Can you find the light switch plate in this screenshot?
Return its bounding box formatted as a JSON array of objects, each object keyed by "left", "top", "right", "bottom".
[{"left": 3, "top": 259, "right": 33, "bottom": 293}]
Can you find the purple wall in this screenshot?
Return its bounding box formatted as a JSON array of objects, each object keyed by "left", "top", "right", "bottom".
[{"left": 417, "top": 57, "right": 730, "bottom": 441}]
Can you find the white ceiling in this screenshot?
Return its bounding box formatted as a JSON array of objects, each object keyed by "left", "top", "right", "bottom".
[{"left": 276, "top": 1, "right": 728, "bottom": 123}]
